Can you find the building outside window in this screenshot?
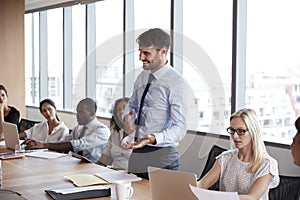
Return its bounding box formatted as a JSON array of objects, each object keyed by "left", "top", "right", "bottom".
[{"left": 24, "top": 0, "right": 300, "bottom": 145}]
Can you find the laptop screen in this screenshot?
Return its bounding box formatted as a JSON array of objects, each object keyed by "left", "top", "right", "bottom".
[
  {"left": 2, "top": 121, "right": 20, "bottom": 150},
  {"left": 148, "top": 166, "right": 198, "bottom": 200}
]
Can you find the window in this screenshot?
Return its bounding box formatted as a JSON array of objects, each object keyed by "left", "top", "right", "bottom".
[
  {"left": 246, "top": 0, "right": 300, "bottom": 144},
  {"left": 134, "top": 0, "right": 171, "bottom": 70},
  {"left": 95, "top": 0, "right": 123, "bottom": 117},
  {"left": 24, "top": 0, "right": 300, "bottom": 146},
  {"left": 134, "top": 0, "right": 170, "bottom": 30},
  {"left": 72, "top": 4, "right": 86, "bottom": 109},
  {"left": 25, "top": 13, "right": 40, "bottom": 106},
  {"left": 182, "top": 0, "right": 233, "bottom": 134},
  {"left": 47, "top": 8, "right": 64, "bottom": 108}
]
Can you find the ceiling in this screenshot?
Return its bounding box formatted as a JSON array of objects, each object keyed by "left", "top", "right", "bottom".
[{"left": 25, "top": 0, "right": 101, "bottom": 13}]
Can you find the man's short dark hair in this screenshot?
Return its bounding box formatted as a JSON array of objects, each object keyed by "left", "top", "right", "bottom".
[
  {"left": 79, "top": 98, "right": 97, "bottom": 114},
  {"left": 136, "top": 28, "right": 170, "bottom": 50},
  {"left": 295, "top": 117, "right": 300, "bottom": 132}
]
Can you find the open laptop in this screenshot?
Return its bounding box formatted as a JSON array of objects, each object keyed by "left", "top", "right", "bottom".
[
  {"left": 148, "top": 166, "right": 198, "bottom": 200},
  {"left": 2, "top": 121, "right": 21, "bottom": 150},
  {"left": 68, "top": 151, "right": 94, "bottom": 163}
]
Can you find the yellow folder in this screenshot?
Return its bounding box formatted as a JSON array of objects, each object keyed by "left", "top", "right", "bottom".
[{"left": 65, "top": 174, "right": 109, "bottom": 187}]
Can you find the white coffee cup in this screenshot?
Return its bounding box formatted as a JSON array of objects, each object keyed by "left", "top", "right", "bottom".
[{"left": 115, "top": 180, "right": 134, "bottom": 200}]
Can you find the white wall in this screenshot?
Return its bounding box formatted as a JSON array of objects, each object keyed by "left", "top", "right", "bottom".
[
  {"left": 0, "top": 0, "right": 26, "bottom": 119},
  {"left": 26, "top": 107, "right": 300, "bottom": 177}
]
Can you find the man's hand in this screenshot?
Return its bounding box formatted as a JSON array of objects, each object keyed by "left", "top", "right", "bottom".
[
  {"left": 123, "top": 108, "right": 136, "bottom": 135},
  {"left": 25, "top": 139, "right": 46, "bottom": 149},
  {"left": 124, "top": 134, "right": 156, "bottom": 149}
]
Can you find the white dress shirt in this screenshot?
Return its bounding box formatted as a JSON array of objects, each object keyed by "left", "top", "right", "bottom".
[
  {"left": 124, "top": 64, "right": 189, "bottom": 147},
  {"left": 25, "top": 121, "right": 69, "bottom": 142},
  {"left": 63, "top": 118, "right": 110, "bottom": 163},
  {"left": 100, "top": 129, "right": 134, "bottom": 169}
]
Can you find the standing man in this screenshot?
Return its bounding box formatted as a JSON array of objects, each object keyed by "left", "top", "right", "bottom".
[
  {"left": 123, "top": 28, "right": 189, "bottom": 179},
  {"left": 25, "top": 98, "right": 110, "bottom": 163}
]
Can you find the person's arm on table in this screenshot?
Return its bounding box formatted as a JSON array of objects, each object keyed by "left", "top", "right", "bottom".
[{"left": 25, "top": 139, "right": 73, "bottom": 151}]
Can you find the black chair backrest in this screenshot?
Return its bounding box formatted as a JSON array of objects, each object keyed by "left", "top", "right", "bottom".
[
  {"left": 269, "top": 175, "right": 300, "bottom": 200},
  {"left": 18, "top": 118, "right": 40, "bottom": 133},
  {"left": 199, "top": 145, "right": 227, "bottom": 190}
]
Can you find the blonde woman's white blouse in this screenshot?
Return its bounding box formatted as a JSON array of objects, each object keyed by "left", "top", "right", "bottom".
[{"left": 217, "top": 149, "right": 280, "bottom": 200}]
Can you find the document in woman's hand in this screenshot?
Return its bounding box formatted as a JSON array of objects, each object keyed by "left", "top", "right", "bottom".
[{"left": 189, "top": 185, "right": 239, "bottom": 200}]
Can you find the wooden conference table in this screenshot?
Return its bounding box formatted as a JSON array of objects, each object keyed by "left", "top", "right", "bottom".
[{"left": 0, "top": 148, "right": 151, "bottom": 200}]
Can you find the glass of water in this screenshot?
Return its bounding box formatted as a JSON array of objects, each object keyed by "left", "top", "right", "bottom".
[{"left": 15, "top": 144, "right": 24, "bottom": 154}]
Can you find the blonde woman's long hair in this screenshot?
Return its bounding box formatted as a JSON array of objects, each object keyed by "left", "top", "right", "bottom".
[{"left": 230, "top": 108, "right": 267, "bottom": 173}]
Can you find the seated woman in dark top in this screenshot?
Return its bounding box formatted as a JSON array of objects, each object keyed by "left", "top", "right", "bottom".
[
  {"left": 0, "top": 85, "right": 20, "bottom": 140},
  {"left": 291, "top": 117, "right": 300, "bottom": 167}
]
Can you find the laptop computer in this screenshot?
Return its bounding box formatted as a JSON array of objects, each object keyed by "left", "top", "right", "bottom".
[
  {"left": 68, "top": 151, "right": 94, "bottom": 163},
  {"left": 148, "top": 166, "right": 198, "bottom": 200},
  {"left": 2, "top": 121, "right": 21, "bottom": 150}
]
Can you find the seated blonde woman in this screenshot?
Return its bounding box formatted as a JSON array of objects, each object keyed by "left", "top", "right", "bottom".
[
  {"left": 19, "top": 99, "right": 69, "bottom": 142},
  {"left": 198, "top": 108, "right": 279, "bottom": 200}
]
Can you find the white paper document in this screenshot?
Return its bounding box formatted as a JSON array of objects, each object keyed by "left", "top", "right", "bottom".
[
  {"left": 189, "top": 185, "right": 239, "bottom": 200},
  {"left": 25, "top": 151, "right": 67, "bottom": 159},
  {"left": 95, "top": 171, "right": 142, "bottom": 183}
]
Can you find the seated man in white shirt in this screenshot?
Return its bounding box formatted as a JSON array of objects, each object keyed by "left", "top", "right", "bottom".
[{"left": 25, "top": 98, "right": 110, "bottom": 163}]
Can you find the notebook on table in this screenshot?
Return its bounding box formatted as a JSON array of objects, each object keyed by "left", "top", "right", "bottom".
[
  {"left": 45, "top": 185, "right": 111, "bottom": 200},
  {"left": 65, "top": 170, "right": 141, "bottom": 187},
  {"left": 148, "top": 166, "right": 198, "bottom": 200}
]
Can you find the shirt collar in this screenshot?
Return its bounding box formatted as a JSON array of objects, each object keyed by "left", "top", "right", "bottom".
[
  {"left": 152, "top": 63, "right": 171, "bottom": 80},
  {"left": 84, "top": 117, "right": 98, "bottom": 129}
]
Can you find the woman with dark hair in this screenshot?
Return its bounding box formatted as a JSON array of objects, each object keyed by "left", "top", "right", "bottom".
[
  {"left": 97, "top": 97, "right": 134, "bottom": 169},
  {"left": 0, "top": 85, "right": 20, "bottom": 139},
  {"left": 19, "top": 99, "right": 69, "bottom": 142},
  {"left": 291, "top": 117, "right": 300, "bottom": 167}
]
